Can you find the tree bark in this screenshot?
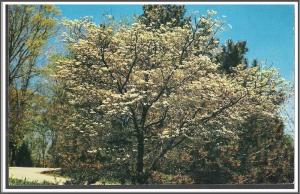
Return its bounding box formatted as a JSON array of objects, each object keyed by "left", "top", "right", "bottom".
[{"left": 136, "top": 131, "right": 145, "bottom": 184}]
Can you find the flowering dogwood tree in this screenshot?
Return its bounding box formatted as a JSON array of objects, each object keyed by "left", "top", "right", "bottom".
[{"left": 55, "top": 13, "right": 288, "bottom": 183}]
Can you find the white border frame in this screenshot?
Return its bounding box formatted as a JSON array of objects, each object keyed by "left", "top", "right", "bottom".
[{"left": 1, "top": 1, "right": 298, "bottom": 193}]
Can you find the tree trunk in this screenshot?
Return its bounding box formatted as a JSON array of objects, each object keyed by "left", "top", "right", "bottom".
[
  {"left": 136, "top": 131, "right": 145, "bottom": 184},
  {"left": 42, "top": 150, "right": 45, "bottom": 167},
  {"left": 10, "top": 146, "right": 16, "bottom": 166}
]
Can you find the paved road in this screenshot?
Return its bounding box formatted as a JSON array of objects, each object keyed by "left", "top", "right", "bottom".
[{"left": 9, "top": 167, "right": 68, "bottom": 185}]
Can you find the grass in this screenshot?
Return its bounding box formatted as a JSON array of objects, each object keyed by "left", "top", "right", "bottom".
[
  {"left": 10, "top": 168, "right": 123, "bottom": 185},
  {"left": 9, "top": 178, "right": 56, "bottom": 186},
  {"left": 43, "top": 170, "right": 121, "bottom": 185}
]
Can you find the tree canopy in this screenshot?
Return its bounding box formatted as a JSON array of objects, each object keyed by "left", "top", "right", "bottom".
[
  {"left": 8, "top": 4, "right": 59, "bottom": 165},
  {"left": 53, "top": 12, "right": 289, "bottom": 183},
  {"left": 139, "top": 5, "right": 190, "bottom": 29}
]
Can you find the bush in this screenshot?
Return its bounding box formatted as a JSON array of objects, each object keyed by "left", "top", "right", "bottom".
[{"left": 149, "top": 171, "right": 193, "bottom": 184}]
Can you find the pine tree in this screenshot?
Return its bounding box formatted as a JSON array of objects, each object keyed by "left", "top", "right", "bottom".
[
  {"left": 15, "top": 142, "right": 33, "bottom": 167},
  {"left": 217, "top": 39, "right": 249, "bottom": 74}
]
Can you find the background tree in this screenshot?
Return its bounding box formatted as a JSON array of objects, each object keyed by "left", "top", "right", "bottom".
[
  {"left": 27, "top": 94, "right": 53, "bottom": 167},
  {"left": 235, "top": 114, "right": 294, "bottom": 183},
  {"left": 8, "top": 5, "right": 59, "bottom": 165},
  {"left": 217, "top": 39, "right": 248, "bottom": 74},
  {"left": 27, "top": 55, "right": 72, "bottom": 168},
  {"left": 14, "top": 142, "right": 33, "bottom": 167}
]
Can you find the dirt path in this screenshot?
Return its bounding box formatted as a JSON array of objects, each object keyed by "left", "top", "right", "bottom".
[{"left": 9, "top": 167, "right": 68, "bottom": 185}]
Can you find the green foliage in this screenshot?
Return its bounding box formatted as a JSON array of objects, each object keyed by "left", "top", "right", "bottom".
[
  {"left": 15, "top": 142, "right": 33, "bottom": 167},
  {"left": 149, "top": 171, "right": 193, "bottom": 184},
  {"left": 9, "top": 178, "right": 55, "bottom": 186},
  {"left": 189, "top": 139, "right": 237, "bottom": 184},
  {"left": 235, "top": 115, "right": 294, "bottom": 183},
  {"left": 8, "top": 5, "right": 59, "bottom": 166},
  {"left": 217, "top": 39, "right": 249, "bottom": 73},
  {"left": 62, "top": 167, "right": 122, "bottom": 185},
  {"left": 187, "top": 108, "right": 294, "bottom": 184}
]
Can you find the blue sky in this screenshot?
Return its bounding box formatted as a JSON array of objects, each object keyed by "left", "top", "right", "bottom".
[{"left": 57, "top": 4, "right": 295, "bottom": 82}]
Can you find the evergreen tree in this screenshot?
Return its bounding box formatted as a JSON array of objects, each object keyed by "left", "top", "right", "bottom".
[
  {"left": 217, "top": 39, "right": 249, "bottom": 74},
  {"left": 15, "top": 142, "right": 33, "bottom": 167}
]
